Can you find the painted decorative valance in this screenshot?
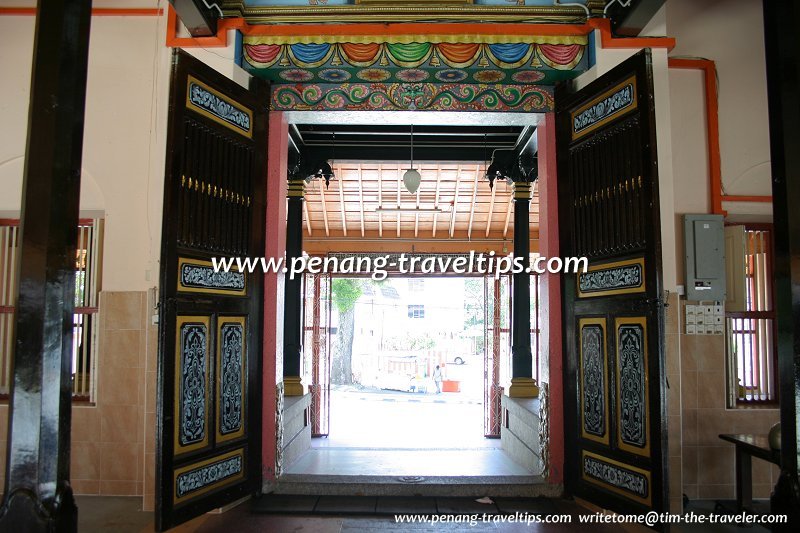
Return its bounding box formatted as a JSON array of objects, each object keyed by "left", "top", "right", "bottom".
[
  {"left": 242, "top": 34, "right": 588, "bottom": 86},
  {"left": 241, "top": 30, "right": 588, "bottom": 113}
]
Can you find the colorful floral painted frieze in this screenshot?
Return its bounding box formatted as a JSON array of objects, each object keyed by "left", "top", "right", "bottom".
[{"left": 272, "top": 82, "right": 554, "bottom": 112}]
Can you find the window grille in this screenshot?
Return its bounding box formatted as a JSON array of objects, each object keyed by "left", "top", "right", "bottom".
[
  {"left": 726, "top": 225, "right": 777, "bottom": 406},
  {"left": 0, "top": 221, "right": 19, "bottom": 397},
  {"left": 0, "top": 218, "right": 103, "bottom": 402},
  {"left": 407, "top": 304, "right": 425, "bottom": 319}
]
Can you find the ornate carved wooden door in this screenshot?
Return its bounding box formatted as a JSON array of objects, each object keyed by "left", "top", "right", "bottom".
[
  {"left": 557, "top": 50, "right": 667, "bottom": 514},
  {"left": 156, "top": 50, "right": 268, "bottom": 531}
]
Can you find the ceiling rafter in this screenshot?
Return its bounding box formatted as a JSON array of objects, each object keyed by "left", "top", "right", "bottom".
[
  {"left": 318, "top": 177, "right": 330, "bottom": 237},
  {"left": 503, "top": 194, "right": 513, "bottom": 238},
  {"left": 303, "top": 195, "right": 312, "bottom": 236},
  {"left": 337, "top": 167, "right": 347, "bottom": 237},
  {"left": 396, "top": 167, "right": 401, "bottom": 238},
  {"left": 432, "top": 164, "right": 441, "bottom": 238},
  {"left": 486, "top": 174, "right": 497, "bottom": 238},
  {"left": 377, "top": 163, "right": 383, "bottom": 238},
  {"left": 357, "top": 164, "right": 366, "bottom": 238},
  {"left": 300, "top": 162, "right": 538, "bottom": 247},
  {"left": 450, "top": 165, "right": 461, "bottom": 239},
  {"left": 414, "top": 176, "right": 421, "bottom": 238},
  {"left": 467, "top": 167, "right": 479, "bottom": 240}
]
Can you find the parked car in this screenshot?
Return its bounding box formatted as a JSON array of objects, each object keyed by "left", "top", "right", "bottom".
[{"left": 449, "top": 354, "right": 468, "bottom": 365}]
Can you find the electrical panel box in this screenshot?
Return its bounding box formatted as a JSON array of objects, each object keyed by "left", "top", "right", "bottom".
[{"left": 684, "top": 214, "right": 726, "bottom": 301}]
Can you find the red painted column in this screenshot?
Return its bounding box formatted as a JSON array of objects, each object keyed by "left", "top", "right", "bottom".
[
  {"left": 262, "top": 111, "right": 288, "bottom": 483},
  {"left": 537, "top": 113, "right": 564, "bottom": 485}
]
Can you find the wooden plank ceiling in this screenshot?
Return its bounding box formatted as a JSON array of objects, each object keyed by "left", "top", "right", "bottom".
[{"left": 302, "top": 162, "right": 540, "bottom": 254}]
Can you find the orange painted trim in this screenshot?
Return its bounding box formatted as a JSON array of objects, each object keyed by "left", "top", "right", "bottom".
[
  {"left": 669, "top": 57, "right": 725, "bottom": 214},
  {"left": 0, "top": 7, "right": 162, "bottom": 16},
  {"left": 588, "top": 18, "right": 675, "bottom": 51},
  {"left": 722, "top": 195, "right": 773, "bottom": 203},
  {"left": 165, "top": 11, "right": 596, "bottom": 48},
  {"left": 165, "top": 13, "right": 680, "bottom": 50},
  {"left": 166, "top": 5, "right": 233, "bottom": 48},
  {"left": 237, "top": 22, "right": 593, "bottom": 38}
]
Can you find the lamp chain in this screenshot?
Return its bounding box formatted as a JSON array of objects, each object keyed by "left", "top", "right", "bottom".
[{"left": 410, "top": 124, "right": 414, "bottom": 169}]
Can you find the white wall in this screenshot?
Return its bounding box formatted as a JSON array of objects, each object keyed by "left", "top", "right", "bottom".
[
  {"left": 668, "top": 0, "right": 772, "bottom": 219},
  {"left": 0, "top": 9, "right": 248, "bottom": 292},
  {"left": 0, "top": 14, "right": 166, "bottom": 291}
]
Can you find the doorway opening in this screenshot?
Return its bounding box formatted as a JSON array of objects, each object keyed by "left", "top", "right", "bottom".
[
  {"left": 276, "top": 115, "right": 547, "bottom": 490},
  {"left": 286, "top": 272, "right": 543, "bottom": 481},
  {"left": 321, "top": 275, "right": 495, "bottom": 450}
]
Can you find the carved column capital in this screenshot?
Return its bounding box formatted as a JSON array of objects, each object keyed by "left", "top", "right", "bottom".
[{"left": 287, "top": 178, "right": 306, "bottom": 198}]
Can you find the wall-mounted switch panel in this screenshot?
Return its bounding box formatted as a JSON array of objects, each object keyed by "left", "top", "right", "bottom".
[{"left": 684, "top": 303, "right": 724, "bottom": 335}]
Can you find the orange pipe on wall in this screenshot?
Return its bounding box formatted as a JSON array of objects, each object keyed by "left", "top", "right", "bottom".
[
  {"left": 722, "top": 195, "right": 773, "bottom": 203},
  {"left": 669, "top": 57, "right": 773, "bottom": 212},
  {"left": 669, "top": 58, "right": 725, "bottom": 214}
]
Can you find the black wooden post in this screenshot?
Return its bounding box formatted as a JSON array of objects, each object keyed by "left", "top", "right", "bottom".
[
  {"left": 283, "top": 177, "right": 305, "bottom": 396},
  {"left": 508, "top": 180, "right": 539, "bottom": 398},
  {"left": 0, "top": 0, "right": 92, "bottom": 531},
  {"left": 763, "top": 0, "right": 800, "bottom": 528}
]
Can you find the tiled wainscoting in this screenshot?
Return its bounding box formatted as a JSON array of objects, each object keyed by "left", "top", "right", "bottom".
[
  {"left": 0, "top": 291, "right": 157, "bottom": 508},
  {"left": 665, "top": 292, "right": 683, "bottom": 514},
  {"left": 0, "top": 289, "right": 783, "bottom": 511},
  {"left": 678, "top": 301, "right": 779, "bottom": 501}
]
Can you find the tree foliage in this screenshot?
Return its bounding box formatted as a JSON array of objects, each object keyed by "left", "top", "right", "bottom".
[
  {"left": 330, "top": 278, "right": 363, "bottom": 385},
  {"left": 332, "top": 278, "right": 363, "bottom": 313}
]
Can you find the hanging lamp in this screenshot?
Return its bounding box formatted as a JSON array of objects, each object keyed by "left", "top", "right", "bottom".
[{"left": 403, "top": 124, "right": 421, "bottom": 194}]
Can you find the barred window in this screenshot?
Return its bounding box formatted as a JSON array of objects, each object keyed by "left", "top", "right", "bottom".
[
  {"left": 0, "top": 218, "right": 103, "bottom": 402},
  {"left": 726, "top": 225, "right": 777, "bottom": 406},
  {"left": 407, "top": 304, "right": 425, "bottom": 319}
]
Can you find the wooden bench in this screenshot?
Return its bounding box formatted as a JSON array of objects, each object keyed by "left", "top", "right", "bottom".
[{"left": 718, "top": 433, "right": 780, "bottom": 512}]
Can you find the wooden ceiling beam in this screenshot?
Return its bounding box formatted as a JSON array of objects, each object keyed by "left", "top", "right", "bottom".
[
  {"left": 467, "top": 167, "right": 479, "bottom": 240},
  {"left": 357, "top": 164, "right": 366, "bottom": 238},
  {"left": 396, "top": 167, "right": 401, "bottom": 237},
  {"left": 503, "top": 195, "right": 513, "bottom": 238},
  {"left": 338, "top": 167, "right": 347, "bottom": 237},
  {"left": 303, "top": 192, "right": 312, "bottom": 236},
  {"left": 414, "top": 173, "right": 421, "bottom": 238},
  {"left": 304, "top": 228, "right": 540, "bottom": 241},
  {"left": 486, "top": 175, "right": 497, "bottom": 238},
  {"left": 432, "top": 165, "right": 441, "bottom": 238},
  {"left": 377, "top": 163, "right": 383, "bottom": 238},
  {"left": 317, "top": 178, "right": 330, "bottom": 237},
  {"left": 449, "top": 164, "right": 461, "bottom": 239}
]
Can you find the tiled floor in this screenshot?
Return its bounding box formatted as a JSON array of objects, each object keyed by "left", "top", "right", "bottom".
[
  {"left": 76, "top": 495, "right": 776, "bottom": 532},
  {"left": 319, "top": 389, "right": 493, "bottom": 449},
  {"left": 174, "top": 496, "right": 643, "bottom": 533},
  {"left": 285, "top": 448, "right": 534, "bottom": 477}
]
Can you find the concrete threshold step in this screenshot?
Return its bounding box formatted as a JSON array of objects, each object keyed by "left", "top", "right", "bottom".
[
  {"left": 269, "top": 474, "right": 558, "bottom": 498},
  {"left": 252, "top": 494, "right": 566, "bottom": 517}
]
